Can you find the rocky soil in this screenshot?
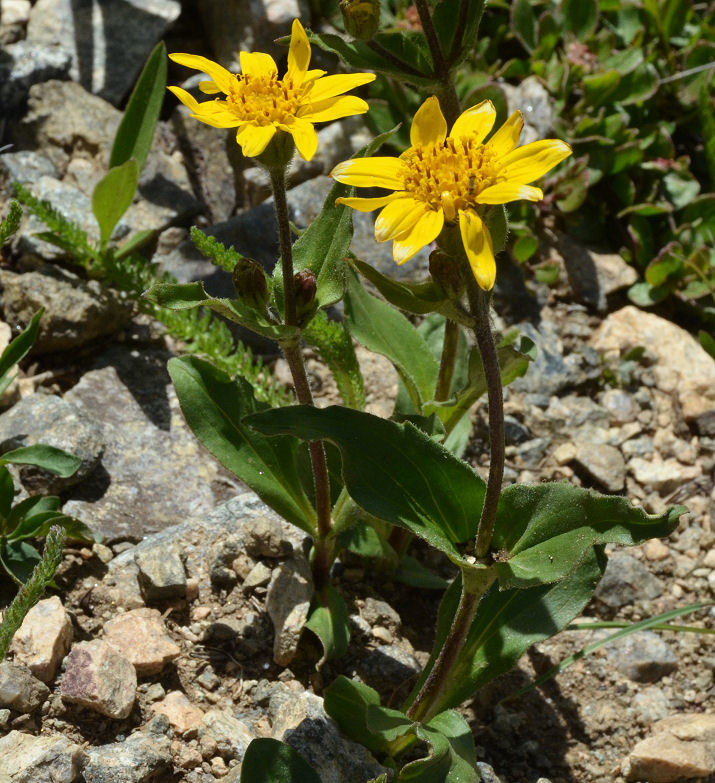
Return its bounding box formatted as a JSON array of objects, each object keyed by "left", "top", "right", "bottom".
[{"left": 0, "top": 1, "right": 713, "bottom": 782}]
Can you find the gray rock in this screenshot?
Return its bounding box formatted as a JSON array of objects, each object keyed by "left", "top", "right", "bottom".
[
  {"left": 477, "top": 762, "right": 506, "bottom": 783},
  {"left": 600, "top": 388, "right": 640, "bottom": 425},
  {"left": 82, "top": 731, "right": 172, "bottom": 783},
  {"left": 515, "top": 436, "right": 550, "bottom": 467},
  {"left": 504, "top": 415, "right": 530, "bottom": 445},
  {"left": 572, "top": 443, "right": 626, "bottom": 492},
  {"left": 0, "top": 394, "right": 104, "bottom": 492},
  {"left": 605, "top": 630, "right": 678, "bottom": 682},
  {"left": 621, "top": 435, "right": 655, "bottom": 458},
  {"left": 0, "top": 0, "right": 31, "bottom": 44},
  {"left": 545, "top": 395, "right": 610, "bottom": 431},
  {"left": 62, "top": 345, "right": 221, "bottom": 541},
  {"left": 512, "top": 319, "right": 583, "bottom": 395},
  {"left": 502, "top": 76, "right": 555, "bottom": 141},
  {"left": 11, "top": 596, "right": 73, "bottom": 683},
  {"left": 266, "top": 556, "right": 313, "bottom": 666},
  {"left": 356, "top": 643, "right": 421, "bottom": 691},
  {"left": 0, "top": 39, "right": 71, "bottom": 115},
  {"left": 594, "top": 552, "right": 664, "bottom": 610},
  {"left": 0, "top": 730, "right": 85, "bottom": 783},
  {"left": 60, "top": 640, "right": 137, "bottom": 719},
  {"left": 628, "top": 457, "right": 702, "bottom": 494},
  {"left": 198, "top": 709, "right": 254, "bottom": 760},
  {"left": 245, "top": 515, "right": 293, "bottom": 558},
  {"left": 241, "top": 561, "right": 273, "bottom": 592},
  {"left": 271, "top": 691, "right": 389, "bottom": 783},
  {"left": 361, "top": 597, "right": 401, "bottom": 633},
  {"left": 0, "top": 150, "right": 58, "bottom": 191},
  {"left": 135, "top": 543, "right": 187, "bottom": 601},
  {"left": 26, "top": 0, "right": 180, "bottom": 105},
  {"left": 0, "top": 708, "right": 10, "bottom": 727},
  {"left": 633, "top": 686, "right": 671, "bottom": 723},
  {"left": 0, "top": 660, "right": 50, "bottom": 713},
  {"left": 0, "top": 265, "right": 132, "bottom": 352}
]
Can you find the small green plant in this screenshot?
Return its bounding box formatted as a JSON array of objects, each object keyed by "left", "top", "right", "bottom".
[{"left": 0, "top": 525, "right": 66, "bottom": 662}]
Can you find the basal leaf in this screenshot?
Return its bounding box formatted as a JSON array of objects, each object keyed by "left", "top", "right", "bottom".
[
  {"left": 408, "top": 711, "right": 479, "bottom": 783},
  {"left": 305, "top": 586, "right": 350, "bottom": 666},
  {"left": 491, "top": 483, "right": 684, "bottom": 589},
  {"left": 511, "top": 0, "right": 537, "bottom": 52},
  {"left": 110, "top": 41, "right": 167, "bottom": 171},
  {"left": 0, "top": 308, "right": 42, "bottom": 393},
  {"left": 324, "top": 676, "right": 392, "bottom": 755},
  {"left": 1, "top": 444, "right": 81, "bottom": 478},
  {"left": 247, "top": 405, "right": 485, "bottom": 560},
  {"left": 168, "top": 356, "right": 317, "bottom": 535},
  {"left": 0, "top": 466, "right": 15, "bottom": 528},
  {"left": 562, "top": 0, "right": 598, "bottom": 40},
  {"left": 240, "top": 738, "right": 322, "bottom": 783},
  {"left": 92, "top": 158, "right": 139, "bottom": 246},
  {"left": 0, "top": 538, "right": 42, "bottom": 585}
]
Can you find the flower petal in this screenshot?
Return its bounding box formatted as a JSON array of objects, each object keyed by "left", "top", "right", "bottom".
[
  {"left": 305, "top": 73, "right": 376, "bottom": 102},
  {"left": 486, "top": 110, "right": 523, "bottom": 158},
  {"left": 299, "top": 95, "right": 369, "bottom": 123},
  {"left": 199, "top": 80, "right": 222, "bottom": 94},
  {"left": 168, "top": 85, "right": 201, "bottom": 112},
  {"left": 239, "top": 51, "right": 278, "bottom": 79},
  {"left": 499, "top": 139, "right": 573, "bottom": 184},
  {"left": 448, "top": 100, "right": 496, "bottom": 144},
  {"left": 236, "top": 123, "right": 277, "bottom": 157},
  {"left": 411, "top": 96, "right": 448, "bottom": 148},
  {"left": 330, "top": 157, "right": 405, "bottom": 190},
  {"left": 459, "top": 209, "right": 495, "bottom": 290},
  {"left": 393, "top": 208, "right": 444, "bottom": 265},
  {"left": 282, "top": 117, "right": 318, "bottom": 161},
  {"left": 336, "top": 192, "right": 407, "bottom": 212},
  {"left": 375, "top": 198, "right": 428, "bottom": 242},
  {"left": 476, "top": 182, "right": 543, "bottom": 204},
  {"left": 169, "top": 53, "right": 235, "bottom": 94},
  {"left": 287, "top": 18, "right": 311, "bottom": 84},
  {"left": 169, "top": 88, "right": 241, "bottom": 127}
]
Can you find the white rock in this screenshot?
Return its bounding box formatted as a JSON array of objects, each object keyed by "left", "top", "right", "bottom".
[
  {"left": 265, "top": 556, "right": 313, "bottom": 666},
  {"left": 0, "top": 730, "right": 85, "bottom": 783},
  {"left": 10, "top": 595, "right": 73, "bottom": 683}
]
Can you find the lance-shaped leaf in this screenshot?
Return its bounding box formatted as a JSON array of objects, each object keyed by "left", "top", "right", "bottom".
[
  {"left": 324, "top": 676, "right": 393, "bottom": 756},
  {"left": 92, "top": 158, "right": 139, "bottom": 246},
  {"left": 433, "top": 0, "right": 486, "bottom": 67},
  {"left": 491, "top": 483, "right": 685, "bottom": 589},
  {"left": 404, "top": 547, "right": 607, "bottom": 716},
  {"left": 305, "top": 586, "right": 350, "bottom": 667},
  {"left": 0, "top": 308, "right": 42, "bottom": 397},
  {"left": 145, "top": 281, "right": 299, "bottom": 342},
  {"left": 405, "top": 711, "right": 479, "bottom": 783},
  {"left": 344, "top": 268, "right": 438, "bottom": 411},
  {"left": 240, "top": 738, "right": 322, "bottom": 783},
  {"left": 168, "top": 356, "right": 317, "bottom": 535},
  {"left": 1, "top": 444, "right": 81, "bottom": 477},
  {"left": 247, "top": 405, "right": 485, "bottom": 560}
]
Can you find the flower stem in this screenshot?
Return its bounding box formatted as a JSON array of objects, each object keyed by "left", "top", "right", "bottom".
[
  {"left": 413, "top": 0, "right": 461, "bottom": 126},
  {"left": 464, "top": 276, "right": 504, "bottom": 559},
  {"left": 270, "top": 168, "right": 333, "bottom": 588},
  {"left": 434, "top": 318, "right": 459, "bottom": 402}
]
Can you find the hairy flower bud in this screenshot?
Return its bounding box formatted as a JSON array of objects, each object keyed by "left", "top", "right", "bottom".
[
  {"left": 233, "top": 257, "right": 269, "bottom": 310},
  {"left": 429, "top": 249, "right": 465, "bottom": 300},
  {"left": 340, "top": 0, "right": 380, "bottom": 40},
  {"left": 294, "top": 269, "right": 318, "bottom": 325}
]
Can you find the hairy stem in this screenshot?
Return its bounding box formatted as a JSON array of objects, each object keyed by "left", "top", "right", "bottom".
[
  {"left": 270, "top": 169, "right": 333, "bottom": 587},
  {"left": 434, "top": 318, "right": 459, "bottom": 401}
]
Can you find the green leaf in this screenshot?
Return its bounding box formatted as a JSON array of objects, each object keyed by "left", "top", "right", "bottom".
[
  {"left": 511, "top": 0, "right": 537, "bottom": 51},
  {"left": 618, "top": 202, "right": 672, "bottom": 217},
  {"left": 92, "top": 158, "right": 139, "bottom": 246},
  {"left": 110, "top": 41, "right": 167, "bottom": 171},
  {"left": 9, "top": 511, "right": 94, "bottom": 544},
  {"left": 145, "top": 282, "right": 299, "bottom": 342},
  {"left": 611, "top": 63, "right": 659, "bottom": 105},
  {"left": 1, "top": 445, "right": 81, "bottom": 478},
  {"left": 5, "top": 495, "right": 60, "bottom": 535},
  {"left": 344, "top": 268, "right": 438, "bottom": 411},
  {"left": 491, "top": 483, "right": 684, "bottom": 589},
  {"left": 337, "top": 518, "right": 398, "bottom": 562},
  {"left": 403, "top": 711, "right": 479, "bottom": 783},
  {"left": 562, "top": 0, "right": 598, "bottom": 39},
  {"left": 583, "top": 70, "right": 621, "bottom": 106},
  {"left": 699, "top": 330, "right": 715, "bottom": 362},
  {"left": 0, "top": 538, "right": 42, "bottom": 585},
  {"left": 240, "top": 738, "right": 322, "bottom": 783},
  {"left": 366, "top": 704, "right": 414, "bottom": 743},
  {"left": 663, "top": 170, "right": 700, "bottom": 211},
  {"left": 0, "top": 308, "right": 42, "bottom": 395},
  {"left": 324, "top": 676, "right": 393, "bottom": 755},
  {"left": 512, "top": 234, "right": 539, "bottom": 263},
  {"left": 628, "top": 281, "right": 672, "bottom": 307},
  {"left": 247, "top": 405, "right": 485, "bottom": 561},
  {"left": 190, "top": 227, "right": 246, "bottom": 273},
  {"left": 645, "top": 244, "right": 683, "bottom": 287},
  {"left": 395, "top": 555, "right": 448, "bottom": 589},
  {"left": 0, "top": 200, "right": 22, "bottom": 245},
  {"left": 432, "top": 0, "right": 486, "bottom": 66},
  {"left": 305, "top": 586, "right": 350, "bottom": 666},
  {"left": 114, "top": 229, "right": 154, "bottom": 260},
  {"left": 405, "top": 548, "right": 607, "bottom": 715},
  {"left": 168, "top": 356, "right": 317, "bottom": 535},
  {"left": 0, "top": 466, "right": 15, "bottom": 529}
]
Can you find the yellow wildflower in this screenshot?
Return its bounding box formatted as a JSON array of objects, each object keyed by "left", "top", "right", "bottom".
[
  {"left": 168, "top": 19, "right": 375, "bottom": 162},
  {"left": 331, "top": 96, "right": 572, "bottom": 290}
]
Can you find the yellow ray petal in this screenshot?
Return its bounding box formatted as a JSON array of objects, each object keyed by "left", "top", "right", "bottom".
[
  {"left": 375, "top": 198, "right": 428, "bottom": 242},
  {"left": 305, "top": 73, "right": 376, "bottom": 103},
  {"left": 411, "top": 96, "right": 448, "bottom": 148},
  {"left": 239, "top": 51, "right": 278, "bottom": 79},
  {"left": 198, "top": 79, "right": 222, "bottom": 94},
  {"left": 459, "top": 209, "right": 495, "bottom": 290},
  {"left": 282, "top": 117, "right": 318, "bottom": 161},
  {"left": 476, "top": 182, "right": 543, "bottom": 204},
  {"left": 448, "top": 100, "right": 496, "bottom": 145},
  {"left": 168, "top": 85, "right": 201, "bottom": 112},
  {"left": 336, "top": 192, "right": 407, "bottom": 212},
  {"left": 393, "top": 208, "right": 444, "bottom": 265},
  {"left": 169, "top": 53, "right": 235, "bottom": 94},
  {"left": 236, "top": 123, "right": 277, "bottom": 156},
  {"left": 499, "top": 140, "right": 572, "bottom": 184},
  {"left": 486, "top": 110, "right": 523, "bottom": 158},
  {"left": 331, "top": 157, "right": 405, "bottom": 190},
  {"left": 169, "top": 87, "right": 241, "bottom": 127},
  {"left": 287, "top": 18, "right": 311, "bottom": 84},
  {"left": 299, "top": 95, "right": 369, "bottom": 123}
]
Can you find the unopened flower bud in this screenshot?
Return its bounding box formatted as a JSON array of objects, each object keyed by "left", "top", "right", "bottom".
[
  {"left": 429, "top": 250, "right": 465, "bottom": 300},
  {"left": 233, "top": 257, "right": 269, "bottom": 310},
  {"left": 294, "top": 269, "right": 317, "bottom": 325},
  {"left": 340, "top": 0, "right": 380, "bottom": 40}
]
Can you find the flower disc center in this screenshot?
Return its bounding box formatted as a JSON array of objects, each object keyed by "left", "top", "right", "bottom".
[{"left": 227, "top": 74, "right": 301, "bottom": 125}]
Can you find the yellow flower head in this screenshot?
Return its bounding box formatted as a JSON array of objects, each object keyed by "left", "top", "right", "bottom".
[
  {"left": 331, "top": 96, "right": 572, "bottom": 290},
  {"left": 168, "top": 19, "right": 376, "bottom": 162}
]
